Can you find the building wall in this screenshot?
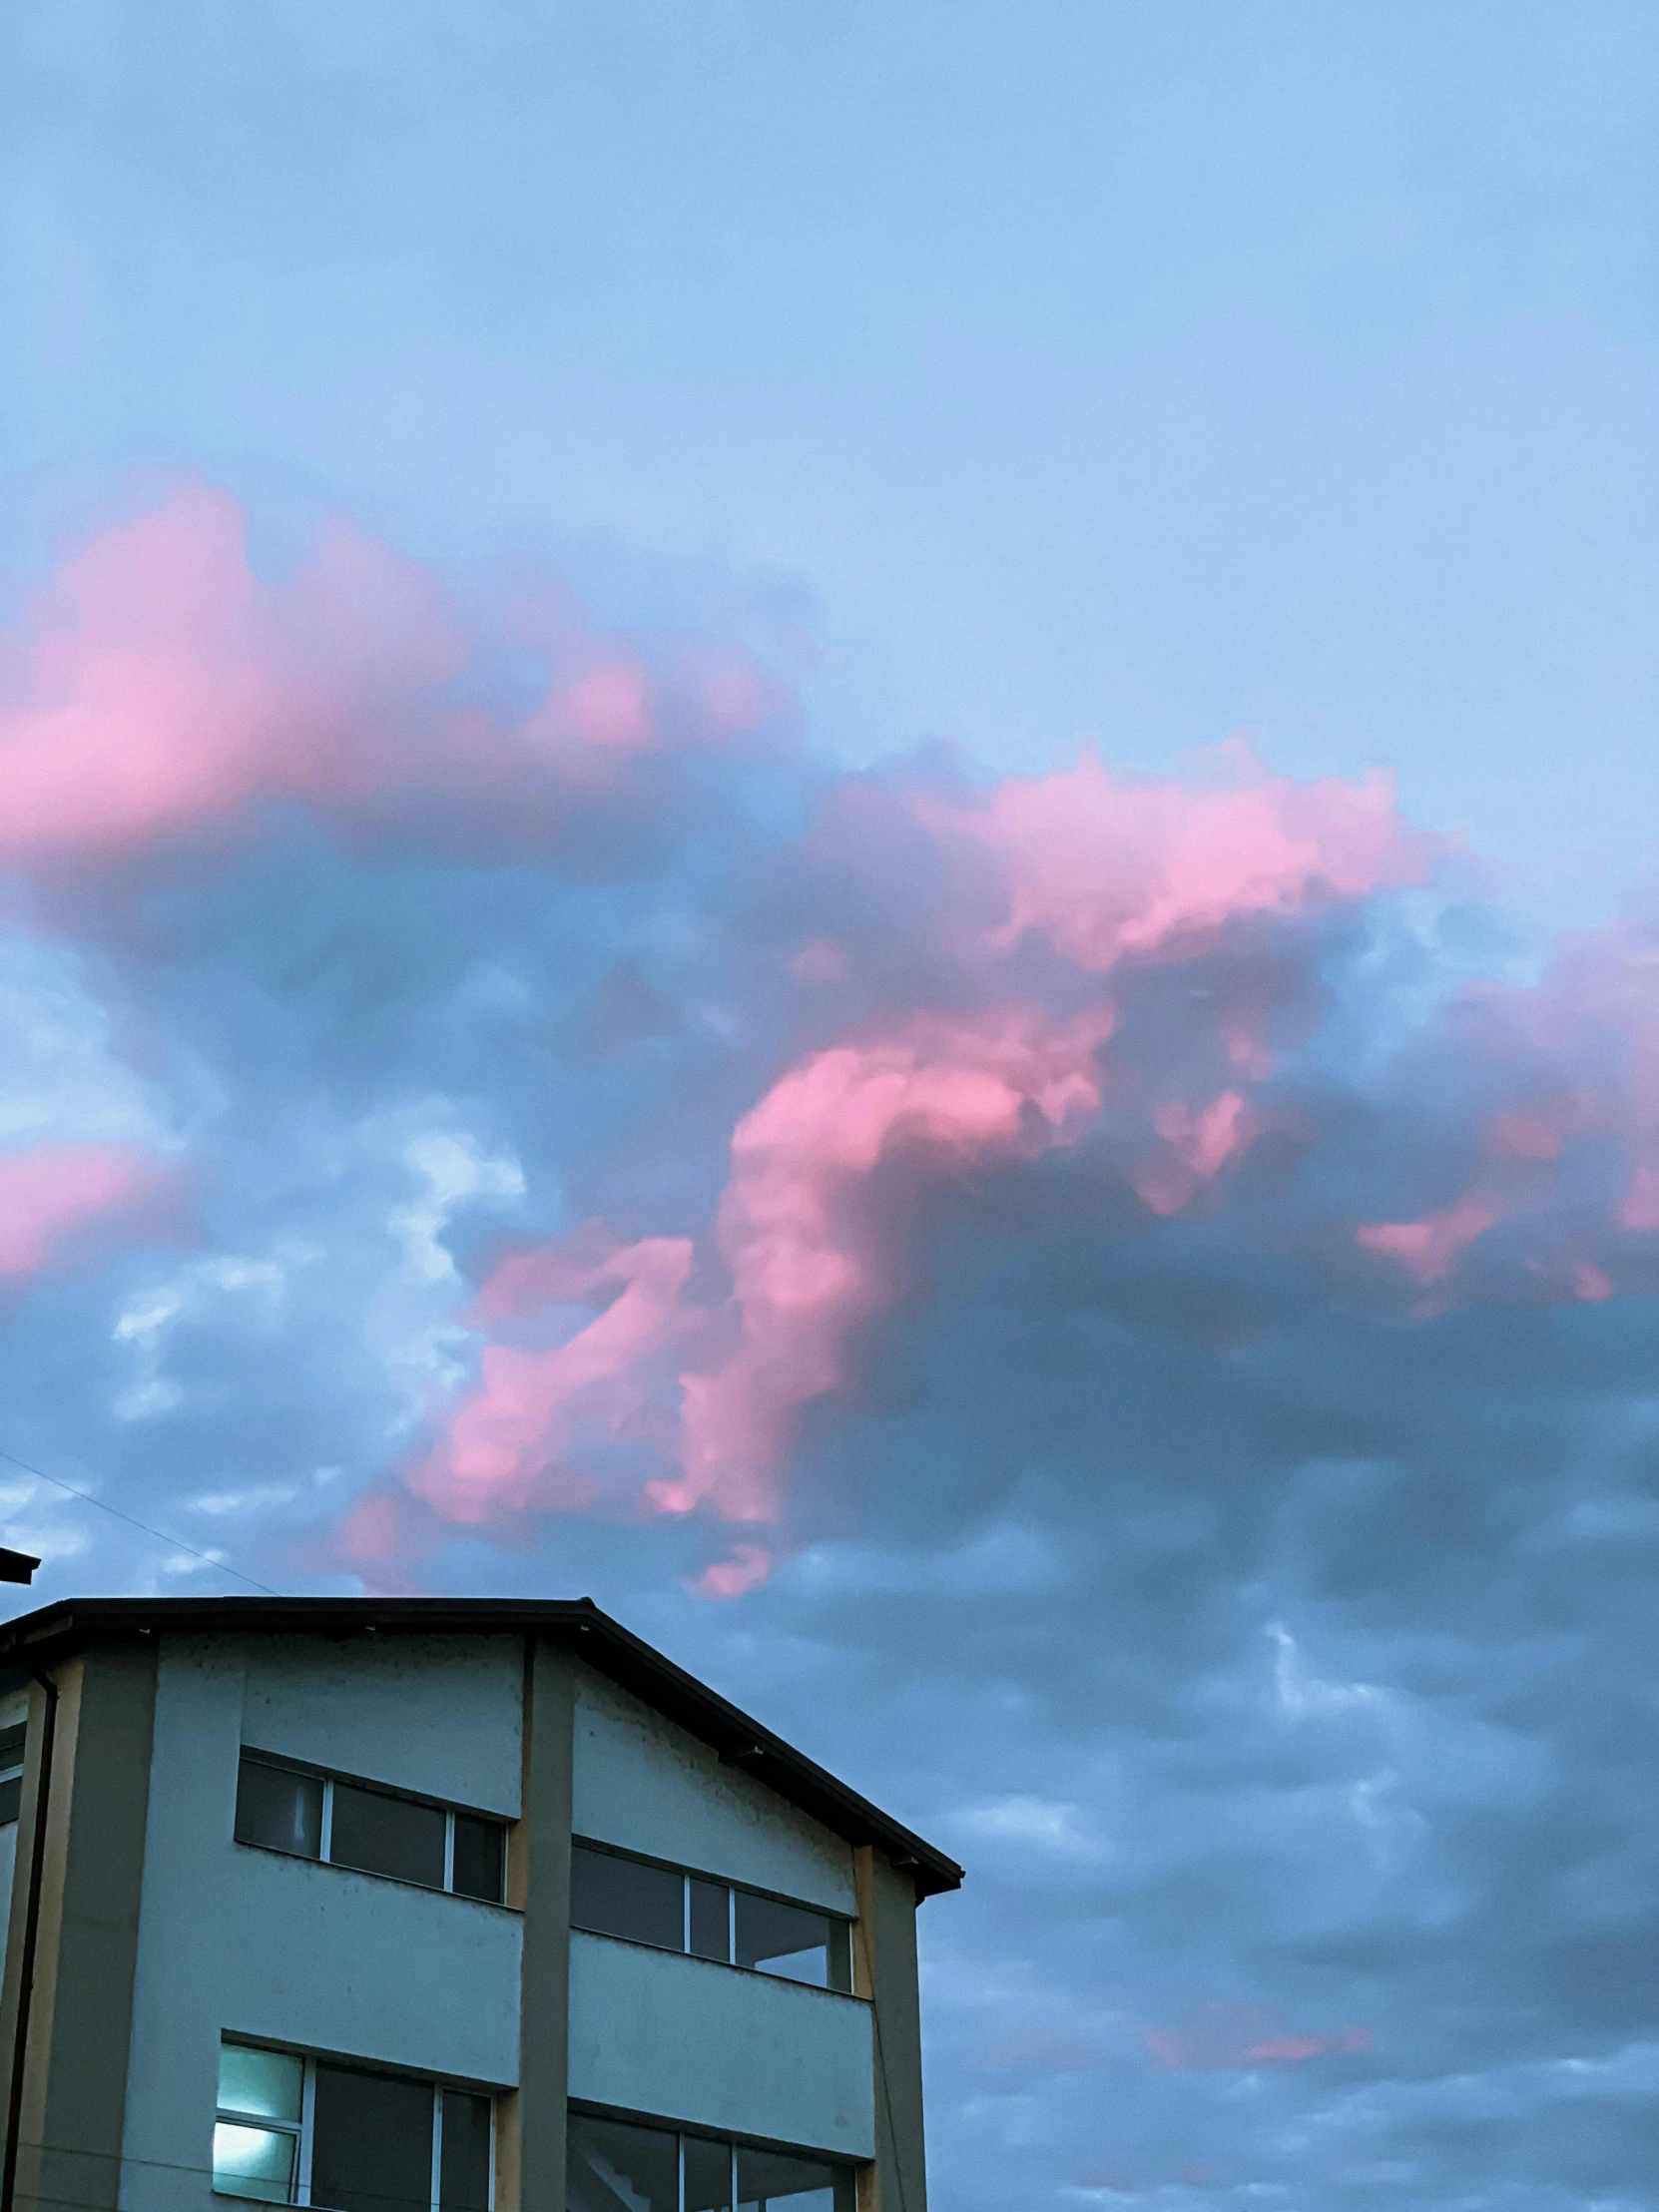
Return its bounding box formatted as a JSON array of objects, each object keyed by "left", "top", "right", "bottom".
[
  {"left": 2, "top": 1646, "right": 157, "bottom": 2212},
  {"left": 241, "top": 1633, "right": 522, "bottom": 1817},
  {"left": 571, "top": 1666, "right": 855, "bottom": 1914},
  {"left": 119, "top": 1634, "right": 524, "bottom": 2212},
  {"left": 568, "top": 1932, "right": 874, "bottom": 2159},
  {"left": 0, "top": 1627, "right": 932, "bottom": 2212}
]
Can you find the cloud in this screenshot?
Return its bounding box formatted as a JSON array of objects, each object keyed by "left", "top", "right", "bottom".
[
  {"left": 0, "top": 481, "right": 1656, "bottom": 2208},
  {"left": 0, "top": 1144, "right": 178, "bottom": 1282},
  {"left": 1145, "top": 2001, "right": 1373, "bottom": 2072},
  {"left": 0, "top": 478, "right": 782, "bottom": 873}
]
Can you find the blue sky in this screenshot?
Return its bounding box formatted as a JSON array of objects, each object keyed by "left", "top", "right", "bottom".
[
  {"left": 2, "top": 7, "right": 1658, "bottom": 2210},
  {"left": 7, "top": 1, "right": 1658, "bottom": 881}
]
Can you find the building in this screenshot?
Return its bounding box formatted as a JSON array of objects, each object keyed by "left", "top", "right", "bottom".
[{"left": 0, "top": 1597, "right": 961, "bottom": 2212}]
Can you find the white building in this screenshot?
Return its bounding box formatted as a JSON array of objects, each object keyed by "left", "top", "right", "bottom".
[{"left": 0, "top": 1599, "right": 959, "bottom": 2212}]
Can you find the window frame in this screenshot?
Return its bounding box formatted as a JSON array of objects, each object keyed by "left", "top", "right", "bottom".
[
  {"left": 569, "top": 1837, "right": 855, "bottom": 1993},
  {"left": 0, "top": 1722, "right": 26, "bottom": 1829},
  {"left": 214, "top": 2040, "right": 494, "bottom": 2212},
  {"left": 566, "top": 2104, "right": 854, "bottom": 2212},
  {"left": 235, "top": 1751, "right": 510, "bottom": 1907}
]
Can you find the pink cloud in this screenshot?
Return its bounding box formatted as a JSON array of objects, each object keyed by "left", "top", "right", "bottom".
[
  {"left": 652, "top": 1006, "right": 1114, "bottom": 1524},
  {"left": 1356, "top": 1193, "right": 1506, "bottom": 1284},
  {"left": 406, "top": 1230, "right": 694, "bottom": 1524},
  {"left": 1146, "top": 2001, "right": 1372, "bottom": 2071},
  {"left": 0, "top": 480, "right": 775, "bottom": 867},
  {"left": 1354, "top": 919, "right": 1659, "bottom": 1300},
  {"left": 1135, "top": 1091, "right": 1259, "bottom": 1217},
  {"left": 0, "top": 1144, "right": 177, "bottom": 1280},
  {"left": 688, "top": 1543, "right": 773, "bottom": 1600},
  {"left": 0, "top": 484, "right": 460, "bottom": 857},
  {"left": 390, "top": 751, "right": 1426, "bottom": 1574},
  {"left": 927, "top": 744, "right": 1432, "bottom": 971}
]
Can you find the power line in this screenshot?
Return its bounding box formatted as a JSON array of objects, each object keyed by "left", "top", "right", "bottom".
[{"left": 0, "top": 1446, "right": 283, "bottom": 1598}]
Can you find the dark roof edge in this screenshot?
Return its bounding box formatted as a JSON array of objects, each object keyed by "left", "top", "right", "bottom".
[{"left": 0, "top": 1596, "right": 963, "bottom": 1899}]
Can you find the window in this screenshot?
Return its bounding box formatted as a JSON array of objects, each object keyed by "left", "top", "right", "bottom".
[
  {"left": 566, "top": 2115, "right": 850, "bottom": 2212},
  {"left": 213, "top": 2039, "right": 491, "bottom": 2211},
  {"left": 235, "top": 1754, "right": 507, "bottom": 1905},
  {"left": 0, "top": 1723, "right": 25, "bottom": 1912},
  {"left": 570, "top": 1842, "right": 851, "bottom": 1992},
  {"left": 0, "top": 1723, "right": 25, "bottom": 1828}
]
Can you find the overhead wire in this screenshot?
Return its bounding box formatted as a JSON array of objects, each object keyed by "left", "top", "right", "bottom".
[{"left": 0, "top": 1445, "right": 283, "bottom": 1598}]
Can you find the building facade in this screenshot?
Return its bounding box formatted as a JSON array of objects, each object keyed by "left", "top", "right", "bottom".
[{"left": 0, "top": 1599, "right": 960, "bottom": 2212}]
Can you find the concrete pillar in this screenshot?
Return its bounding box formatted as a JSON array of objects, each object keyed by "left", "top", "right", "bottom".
[
  {"left": 503, "top": 1637, "right": 576, "bottom": 2212},
  {"left": 0, "top": 1642, "right": 158, "bottom": 2212},
  {"left": 852, "top": 1846, "right": 928, "bottom": 2212}
]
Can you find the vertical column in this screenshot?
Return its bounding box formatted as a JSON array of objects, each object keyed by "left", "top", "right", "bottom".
[
  {"left": 0, "top": 1641, "right": 158, "bottom": 2212},
  {"left": 852, "top": 1846, "right": 929, "bottom": 2212},
  {"left": 507, "top": 1637, "right": 576, "bottom": 2212}
]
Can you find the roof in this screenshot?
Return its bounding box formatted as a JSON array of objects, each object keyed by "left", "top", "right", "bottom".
[{"left": 0, "top": 1595, "right": 963, "bottom": 1900}]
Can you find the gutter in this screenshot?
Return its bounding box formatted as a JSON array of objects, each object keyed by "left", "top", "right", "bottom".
[{"left": 0, "top": 1665, "right": 57, "bottom": 2212}]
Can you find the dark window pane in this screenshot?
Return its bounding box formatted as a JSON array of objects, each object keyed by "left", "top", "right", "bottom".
[
  {"left": 570, "top": 1843, "right": 683, "bottom": 1950},
  {"left": 452, "top": 1815, "right": 505, "bottom": 1904},
  {"left": 440, "top": 2089, "right": 492, "bottom": 2212},
  {"left": 736, "top": 2147, "right": 839, "bottom": 2212},
  {"left": 330, "top": 1782, "right": 446, "bottom": 1889},
  {"left": 566, "top": 2114, "right": 677, "bottom": 2212},
  {"left": 236, "top": 1758, "right": 322, "bottom": 1860},
  {"left": 311, "top": 2064, "right": 433, "bottom": 2212},
  {"left": 0, "top": 1726, "right": 24, "bottom": 1765},
  {"left": 689, "top": 1877, "right": 730, "bottom": 1962},
  {"left": 734, "top": 1892, "right": 834, "bottom": 1986},
  {"left": 0, "top": 1776, "right": 19, "bottom": 1827},
  {"left": 827, "top": 1921, "right": 852, "bottom": 1994},
  {"left": 685, "top": 2133, "right": 733, "bottom": 2212}
]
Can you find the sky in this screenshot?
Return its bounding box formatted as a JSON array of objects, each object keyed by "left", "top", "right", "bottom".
[{"left": 1, "top": 4, "right": 1657, "bottom": 2208}]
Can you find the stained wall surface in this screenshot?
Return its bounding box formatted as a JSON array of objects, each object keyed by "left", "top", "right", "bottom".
[
  {"left": 567, "top": 1930, "right": 875, "bottom": 2159},
  {"left": 571, "top": 1665, "right": 855, "bottom": 1914},
  {"left": 241, "top": 1633, "right": 522, "bottom": 1815},
  {"left": 118, "top": 1635, "right": 524, "bottom": 2212}
]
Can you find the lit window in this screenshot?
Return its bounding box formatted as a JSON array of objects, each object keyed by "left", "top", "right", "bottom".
[
  {"left": 235, "top": 1754, "right": 506, "bottom": 1904},
  {"left": 570, "top": 1842, "right": 851, "bottom": 1991},
  {"left": 567, "top": 2115, "right": 849, "bottom": 2212},
  {"left": 213, "top": 2040, "right": 492, "bottom": 2211},
  {"left": 213, "top": 2045, "right": 302, "bottom": 2206}
]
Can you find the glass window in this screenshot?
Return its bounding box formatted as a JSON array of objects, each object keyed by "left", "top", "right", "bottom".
[
  {"left": 440, "top": 2089, "right": 493, "bottom": 2212},
  {"left": 0, "top": 1724, "right": 25, "bottom": 1828},
  {"left": 219, "top": 2044, "right": 303, "bottom": 2124},
  {"left": 688, "top": 1878, "right": 730, "bottom": 1963},
  {"left": 452, "top": 1815, "right": 505, "bottom": 1905},
  {"left": 734, "top": 1894, "right": 844, "bottom": 1990},
  {"left": 736, "top": 2147, "right": 839, "bottom": 2212},
  {"left": 215, "top": 2043, "right": 303, "bottom": 2205},
  {"left": 329, "top": 1781, "right": 447, "bottom": 1890},
  {"left": 684, "top": 2135, "right": 734, "bottom": 2212},
  {"left": 311, "top": 2062, "right": 434, "bottom": 2212},
  {"left": 235, "top": 1759, "right": 322, "bottom": 1860},
  {"left": 567, "top": 2114, "right": 678, "bottom": 2212},
  {"left": 570, "top": 1844, "right": 683, "bottom": 1951},
  {"left": 213, "top": 2121, "right": 298, "bottom": 2204}
]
